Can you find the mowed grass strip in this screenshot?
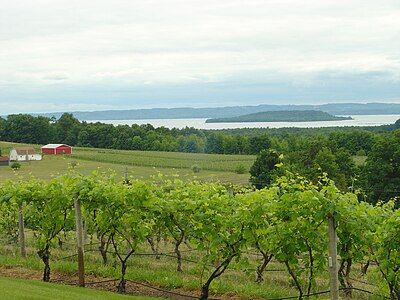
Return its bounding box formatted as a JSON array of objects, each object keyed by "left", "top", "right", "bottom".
[{"left": 0, "top": 277, "right": 158, "bottom": 300}]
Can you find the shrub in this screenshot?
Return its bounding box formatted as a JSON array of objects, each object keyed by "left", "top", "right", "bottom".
[
  {"left": 191, "top": 164, "right": 201, "bottom": 173},
  {"left": 68, "top": 161, "right": 78, "bottom": 169},
  {"left": 235, "top": 164, "right": 247, "bottom": 174},
  {"left": 10, "top": 162, "right": 21, "bottom": 170}
]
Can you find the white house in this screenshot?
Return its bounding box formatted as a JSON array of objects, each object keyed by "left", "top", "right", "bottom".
[{"left": 9, "top": 147, "right": 42, "bottom": 161}]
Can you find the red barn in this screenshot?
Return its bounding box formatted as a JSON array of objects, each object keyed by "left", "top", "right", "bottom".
[{"left": 41, "top": 144, "right": 73, "bottom": 155}]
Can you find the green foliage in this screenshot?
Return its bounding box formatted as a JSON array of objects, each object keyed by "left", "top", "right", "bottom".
[
  {"left": 68, "top": 161, "right": 78, "bottom": 169},
  {"left": 329, "top": 130, "right": 375, "bottom": 155},
  {"left": 235, "top": 164, "right": 247, "bottom": 174},
  {"left": 373, "top": 206, "right": 400, "bottom": 299},
  {"left": 1, "top": 114, "right": 54, "bottom": 145},
  {"left": 2, "top": 170, "right": 400, "bottom": 298},
  {"left": 0, "top": 202, "right": 18, "bottom": 242},
  {"left": 286, "top": 136, "right": 357, "bottom": 191},
  {"left": 250, "top": 150, "right": 283, "bottom": 189},
  {"left": 10, "top": 162, "right": 21, "bottom": 170},
  {"left": 191, "top": 164, "right": 201, "bottom": 173},
  {"left": 363, "top": 132, "right": 400, "bottom": 204},
  {"left": 356, "top": 149, "right": 366, "bottom": 156},
  {"left": 1, "top": 113, "right": 384, "bottom": 158}
]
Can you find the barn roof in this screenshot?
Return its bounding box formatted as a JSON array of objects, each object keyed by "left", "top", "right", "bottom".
[
  {"left": 13, "top": 147, "right": 36, "bottom": 155},
  {"left": 0, "top": 156, "right": 9, "bottom": 162},
  {"left": 41, "top": 144, "right": 71, "bottom": 149}
]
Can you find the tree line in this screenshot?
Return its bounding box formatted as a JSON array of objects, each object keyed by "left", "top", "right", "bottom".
[
  {"left": 0, "top": 113, "right": 395, "bottom": 155},
  {"left": 1, "top": 113, "right": 400, "bottom": 204},
  {"left": 250, "top": 129, "right": 400, "bottom": 205}
]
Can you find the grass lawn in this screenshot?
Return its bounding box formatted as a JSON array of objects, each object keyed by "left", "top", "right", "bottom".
[
  {"left": 0, "top": 277, "right": 159, "bottom": 300},
  {"left": 0, "top": 141, "right": 251, "bottom": 185}
]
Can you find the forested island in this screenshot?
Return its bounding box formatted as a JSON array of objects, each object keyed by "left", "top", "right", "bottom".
[{"left": 206, "top": 110, "right": 352, "bottom": 123}]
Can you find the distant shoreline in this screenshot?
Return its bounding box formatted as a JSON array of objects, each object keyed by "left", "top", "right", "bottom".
[{"left": 11, "top": 102, "right": 400, "bottom": 121}]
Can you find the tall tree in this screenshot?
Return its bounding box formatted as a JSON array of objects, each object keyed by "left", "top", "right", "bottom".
[
  {"left": 55, "top": 113, "right": 80, "bottom": 145},
  {"left": 363, "top": 131, "right": 400, "bottom": 204},
  {"left": 250, "top": 149, "right": 282, "bottom": 189}
]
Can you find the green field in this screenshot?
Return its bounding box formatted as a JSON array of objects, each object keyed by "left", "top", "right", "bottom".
[
  {"left": 0, "top": 277, "right": 158, "bottom": 300},
  {"left": 70, "top": 147, "right": 255, "bottom": 172},
  {"left": 0, "top": 142, "right": 252, "bottom": 184}
]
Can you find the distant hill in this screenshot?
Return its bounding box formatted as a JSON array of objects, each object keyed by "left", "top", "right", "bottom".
[
  {"left": 17, "top": 102, "right": 400, "bottom": 120},
  {"left": 206, "top": 110, "right": 352, "bottom": 123}
]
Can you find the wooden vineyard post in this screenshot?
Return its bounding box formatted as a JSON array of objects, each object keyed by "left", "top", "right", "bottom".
[
  {"left": 74, "top": 197, "right": 85, "bottom": 287},
  {"left": 328, "top": 214, "right": 339, "bottom": 300},
  {"left": 18, "top": 205, "right": 26, "bottom": 258},
  {"left": 124, "top": 167, "right": 128, "bottom": 183}
]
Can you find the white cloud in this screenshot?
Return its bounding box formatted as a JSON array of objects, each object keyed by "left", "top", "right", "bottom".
[{"left": 0, "top": 0, "right": 400, "bottom": 113}]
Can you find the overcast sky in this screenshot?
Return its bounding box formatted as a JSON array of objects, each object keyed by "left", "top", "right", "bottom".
[{"left": 1, "top": 0, "right": 400, "bottom": 114}]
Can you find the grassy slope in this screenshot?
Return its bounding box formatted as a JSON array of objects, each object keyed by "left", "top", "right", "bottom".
[
  {"left": 0, "top": 142, "right": 251, "bottom": 185},
  {"left": 0, "top": 277, "right": 158, "bottom": 300}
]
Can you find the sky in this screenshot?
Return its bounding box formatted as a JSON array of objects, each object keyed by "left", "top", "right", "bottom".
[{"left": 1, "top": 0, "right": 400, "bottom": 114}]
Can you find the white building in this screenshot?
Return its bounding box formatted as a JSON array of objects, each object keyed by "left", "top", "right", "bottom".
[{"left": 9, "top": 147, "right": 42, "bottom": 161}]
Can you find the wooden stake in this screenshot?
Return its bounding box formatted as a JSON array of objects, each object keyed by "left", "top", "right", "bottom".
[
  {"left": 124, "top": 167, "right": 128, "bottom": 183},
  {"left": 74, "top": 197, "right": 85, "bottom": 287},
  {"left": 328, "top": 214, "right": 339, "bottom": 300},
  {"left": 18, "top": 205, "right": 26, "bottom": 258}
]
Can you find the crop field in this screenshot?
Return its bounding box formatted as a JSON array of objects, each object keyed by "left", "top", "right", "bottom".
[
  {"left": 70, "top": 147, "right": 255, "bottom": 172},
  {"left": 0, "top": 142, "right": 252, "bottom": 184}
]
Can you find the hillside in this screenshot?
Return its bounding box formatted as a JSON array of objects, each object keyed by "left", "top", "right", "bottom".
[
  {"left": 9, "top": 102, "right": 400, "bottom": 120},
  {"left": 206, "top": 110, "right": 352, "bottom": 123}
]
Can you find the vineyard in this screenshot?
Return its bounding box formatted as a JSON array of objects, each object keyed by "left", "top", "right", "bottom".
[
  {"left": 0, "top": 171, "right": 399, "bottom": 299},
  {"left": 70, "top": 147, "right": 255, "bottom": 172}
]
